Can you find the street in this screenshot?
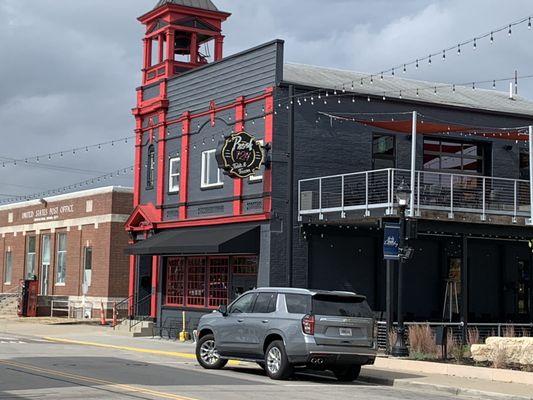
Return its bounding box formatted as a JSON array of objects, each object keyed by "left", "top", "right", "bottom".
[{"left": 0, "top": 332, "right": 464, "bottom": 400}]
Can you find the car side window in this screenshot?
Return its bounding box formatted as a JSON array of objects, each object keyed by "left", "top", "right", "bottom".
[
  {"left": 228, "top": 293, "right": 256, "bottom": 314},
  {"left": 285, "top": 294, "right": 311, "bottom": 314},
  {"left": 252, "top": 293, "right": 277, "bottom": 313}
]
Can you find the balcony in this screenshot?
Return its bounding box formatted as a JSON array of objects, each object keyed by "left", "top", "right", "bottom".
[{"left": 298, "top": 169, "right": 532, "bottom": 225}]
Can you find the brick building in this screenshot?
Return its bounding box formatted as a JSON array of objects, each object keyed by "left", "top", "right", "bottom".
[{"left": 0, "top": 186, "right": 133, "bottom": 316}]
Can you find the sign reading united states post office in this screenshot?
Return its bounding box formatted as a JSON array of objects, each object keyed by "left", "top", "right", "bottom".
[{"left": 216, "top": 131, "right": 265, "bottom": 179}]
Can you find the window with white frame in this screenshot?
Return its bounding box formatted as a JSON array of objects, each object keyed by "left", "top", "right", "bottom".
[
  {"left": 26, "top": 236, "right": 36, "bottom": 279},
  {"left": 201, "top": 149, "right": 223, "bottom": 188},
  {"left": 169, "top": 157, "right": 180, "bottom": 193},
  {"left": 4, "top": 251, "right": 12, "bottom": 284},
  {"left": 249, "top": 140, "right": 264, "bottom": 183},
  {"left": 56, "top": 233, "right": 67, "bottom": 284}
]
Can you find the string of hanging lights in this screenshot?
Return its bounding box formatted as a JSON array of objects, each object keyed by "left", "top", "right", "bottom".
[
  {"left": 273, "top": 72, "right": 533, "bottom": 109},
  {"left": 0, "top": 136, "right": 133, "bottom": 169},
  {"left": 271, "top": 14, "right": 533, "bottom": 107},
  {"left": 0, "top": 166, "right": 134, "bottom": 205}
]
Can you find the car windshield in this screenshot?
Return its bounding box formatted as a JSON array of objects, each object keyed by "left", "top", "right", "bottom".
[{"left": 312, "top": 294, "right": 373, "bottom": 318}]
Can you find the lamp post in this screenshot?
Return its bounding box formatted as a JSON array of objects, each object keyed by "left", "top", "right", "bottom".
[{"left": 391, "top": 180, "right": 411, "bottom": 357}]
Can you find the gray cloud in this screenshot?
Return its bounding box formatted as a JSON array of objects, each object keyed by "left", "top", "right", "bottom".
[{"left": 1, "top": 0, "right": 532, "bottom": 200}]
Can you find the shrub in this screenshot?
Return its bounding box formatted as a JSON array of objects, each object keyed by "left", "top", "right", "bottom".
[
  {"left": 447, "top": 330, "right": 468, "bottom": 362},
  {"left": 467, "top": 328, "right": 480, "bottom": 345},
  {"left": 408, "top": 324, "right": 438, "bottom": 358},
  {"left": 492, "top": 344, "right": 508, "bottom": 369},
  {"left": 503, "top": 326, "right": 515, "bottom": 338},
  {"left": 388, "top": 329, "right": 398, "bottom": 351}
]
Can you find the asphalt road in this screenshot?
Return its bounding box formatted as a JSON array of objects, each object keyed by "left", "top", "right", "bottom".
[{"left": 0, "top": 333, "right": 469, "bottom": 400}]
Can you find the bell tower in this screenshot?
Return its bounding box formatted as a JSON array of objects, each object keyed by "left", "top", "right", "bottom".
[{"left": 138, "top": 0, "right": 231, "bottom": 85}]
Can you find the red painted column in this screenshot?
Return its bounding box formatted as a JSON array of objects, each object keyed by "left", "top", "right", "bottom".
[
  {"left": 156, "top": 110, "right": 167, "bottom": 219},
  {"left": 142, "top": 38, "right": 149, "bottom": 84},
  {"left": 146, "top": 38, "right": 153, "bottom": 68},
  {"left": 179, "top": 112, "right": 191, "bottom": 220},
  {"left": 166, "top": 29, "right": 175, "bottom": 78},
  {"left": 263, "top": 87, "right": 274, "bottom": 213},
  {"left": 233, "top": 97, "right": 245, "bottom": 215},
  {"left": 133, "top": 118, "right": 143, "bottom": 206},
  {"left": 214, "top": 35, "right": 224, "bottom": 61},
  {"left": 151, "top": 255, "right": 158, "bottom": 319},
  {"left": 190, "top": 33, "right": 198, "bottom": 64},
  {"left": 128, "top": 255, "right": 136, "bottom": 317},
  {"left": 158, "top": 33, "right": 164, "bottom": 64}
]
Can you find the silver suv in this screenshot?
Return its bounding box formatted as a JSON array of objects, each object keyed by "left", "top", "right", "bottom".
[{"left": 195, "top": 288, "right": 376, "bottom": 381}]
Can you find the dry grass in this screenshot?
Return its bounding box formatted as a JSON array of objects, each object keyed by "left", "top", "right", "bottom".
[
  {"left": 503, "top": 326, "right": 516, "bottom": 338},
  {"left": 388, "top": 329, "right": 398, "bottom": 350},
  {"left": 408, "top": 324, "right": 438, "bottom": 357},
  {"left": 447, "top": 330, "right": 468, "bottom": 361},
  {"left": 467, "top": 327, "right": 480, "bottom": 345},
  {"left": 492, "top": 344, "right": 508, "bottom": 369}
]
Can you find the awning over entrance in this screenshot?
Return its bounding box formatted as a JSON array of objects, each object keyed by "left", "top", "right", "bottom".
[{"left": 125, "top": 225, "right": 260, "bottom": 255}]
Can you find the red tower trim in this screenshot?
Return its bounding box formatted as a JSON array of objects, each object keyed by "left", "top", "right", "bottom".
[
  {"left": 179, "top": 112, "right": 191, "bottom": 220},
  {"left": 233, "top": 97, "right": 245, "bottom": 215}
]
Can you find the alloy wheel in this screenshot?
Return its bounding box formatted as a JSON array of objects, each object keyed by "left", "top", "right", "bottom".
[
  {"left": 266, "top": 346, "right": 282, "bottom": 374},
  {"left": 199, "top": 340, "right": 220, "bottom": 365}
]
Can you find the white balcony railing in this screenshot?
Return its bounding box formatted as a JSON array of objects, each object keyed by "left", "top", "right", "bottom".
[{"left": 298, "top": 168, "right": 531, "bottom": 224}]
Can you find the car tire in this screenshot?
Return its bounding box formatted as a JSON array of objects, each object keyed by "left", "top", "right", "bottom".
[
  {"left": 264, "top": 340, "right": 293, "bottom": 380},
  {"left": 332, "top": 365, "right": 361, "bottom": 382},
  {"left": 196, "top": 334, "right": 228, "bottom": 370}
]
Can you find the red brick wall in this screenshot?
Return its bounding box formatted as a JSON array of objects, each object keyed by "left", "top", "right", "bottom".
[{"left": 0, "top": 188, "right": 133, "bottom": 298}]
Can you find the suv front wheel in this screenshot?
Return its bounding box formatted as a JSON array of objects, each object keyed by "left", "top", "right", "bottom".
[
  {"left": 196, "top": 334, "right": 228, "bottom": 370},
  {"left": 264, "top": 340, "right": 293, "bottom": 380},
  {"left": 332, "top": 365, "right": 361, "bottom": 381}
]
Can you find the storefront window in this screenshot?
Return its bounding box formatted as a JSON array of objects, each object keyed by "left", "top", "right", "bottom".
[
  {"left": 232, "top": 256, "right": 258, "bottom": 275},
  {"left": 208, "top": 257, "right": 229, "bottom": 307},
  {"left": 164, "top": 255, "right": 253, "bottom": 309},
  {"left": 423, "top": 138, "right": 485, "bottom": 175},
  {"left": 186, "top": 257, "right": 206, "bottom": 307},
  {"left": 166, "top": 257, "right": 185, "bottom": 306},
  {"left": 56, "top": 233, "right": 67, "bottom": 284},
  {"left": 26, "top": 236, "right": 36, "bottom": 279}
]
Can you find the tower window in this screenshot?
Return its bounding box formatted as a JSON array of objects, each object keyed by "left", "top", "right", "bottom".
[{"left": 147, "top": 145, "right": 155, "bottom": 189}]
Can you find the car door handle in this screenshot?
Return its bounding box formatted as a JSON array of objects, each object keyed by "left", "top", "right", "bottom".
[
  {"left": 237, "top": 319, "right": 244, "bottom": 323},
  {"left": 262, "top": 320, "right": 269, "bottom": 324}
]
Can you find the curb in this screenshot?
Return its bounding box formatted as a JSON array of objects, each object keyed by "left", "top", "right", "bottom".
[{"left": 359, "top": 374, "right": 533, "bottom": 400}]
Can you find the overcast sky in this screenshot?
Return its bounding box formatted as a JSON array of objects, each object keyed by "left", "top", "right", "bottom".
[{"left": 1, "top": 0, "right": 532, "bottom": 202}]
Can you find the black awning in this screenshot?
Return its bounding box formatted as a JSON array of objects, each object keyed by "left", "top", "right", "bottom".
[{"left": 125, "top": 225, "right": 260, "bottom": 256}]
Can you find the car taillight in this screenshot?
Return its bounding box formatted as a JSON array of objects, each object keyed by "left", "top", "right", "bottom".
[{"left": 302, "top": 314, "right": 315, "bottom": 335}]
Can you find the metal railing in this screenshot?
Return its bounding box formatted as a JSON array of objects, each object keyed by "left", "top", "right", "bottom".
[
  {"left": 112, "top": 295, "right": 133, "bottom": 329},
  {"left": 299, "top": 168, "right": 531, "bottom": 223},
  {"left": 376, "top": 321, "right": 533, "bottom": 351}
]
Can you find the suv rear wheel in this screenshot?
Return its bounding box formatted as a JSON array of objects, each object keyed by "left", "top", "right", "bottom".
[
  {"left": 264, "top": 340, "right": 293, "bottom": 380},
  {"left": 332, "top": 365, "right": 361, "bottom": 382},
  {"left": 196, "top": 334, "right": 228, "bottom": 370}
]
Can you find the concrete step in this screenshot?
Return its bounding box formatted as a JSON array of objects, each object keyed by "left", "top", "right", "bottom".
[{"left": 111, "top": 319, "right": 154, "bottom": 337}]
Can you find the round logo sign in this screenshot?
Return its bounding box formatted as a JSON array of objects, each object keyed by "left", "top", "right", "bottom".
[{"left": 216, "top": 131, "right": 265, "bottom": 179}]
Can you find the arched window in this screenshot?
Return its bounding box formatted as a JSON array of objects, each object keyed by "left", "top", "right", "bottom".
[{"left": 147, "top": 145, "right": 155, "bottom": 189}]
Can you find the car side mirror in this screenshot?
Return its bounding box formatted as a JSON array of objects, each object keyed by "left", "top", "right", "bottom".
[{"left": 218, "top": 305, "right": 228, "bottom": 316}]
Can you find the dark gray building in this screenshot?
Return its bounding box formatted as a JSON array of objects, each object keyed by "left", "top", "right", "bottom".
[{"left": 126, "top": 0, "right": 533, "bottom": 337}]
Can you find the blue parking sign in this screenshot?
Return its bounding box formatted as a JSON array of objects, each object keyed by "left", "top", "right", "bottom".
[{"left": 383, "top": 223, "right": 400, "bottom": 260}]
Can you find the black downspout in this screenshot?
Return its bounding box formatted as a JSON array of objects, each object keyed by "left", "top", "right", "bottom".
[
  {"left": 461, "top": 235, "right": 469, "bottom": 344},
  {"left": 287, "top": 85, "right": 295, "bottom": 287}
]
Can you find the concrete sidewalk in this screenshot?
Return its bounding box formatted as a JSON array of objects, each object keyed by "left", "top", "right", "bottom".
[{"left": 2, "top": 319, "right": 533, "bottom": 400}]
